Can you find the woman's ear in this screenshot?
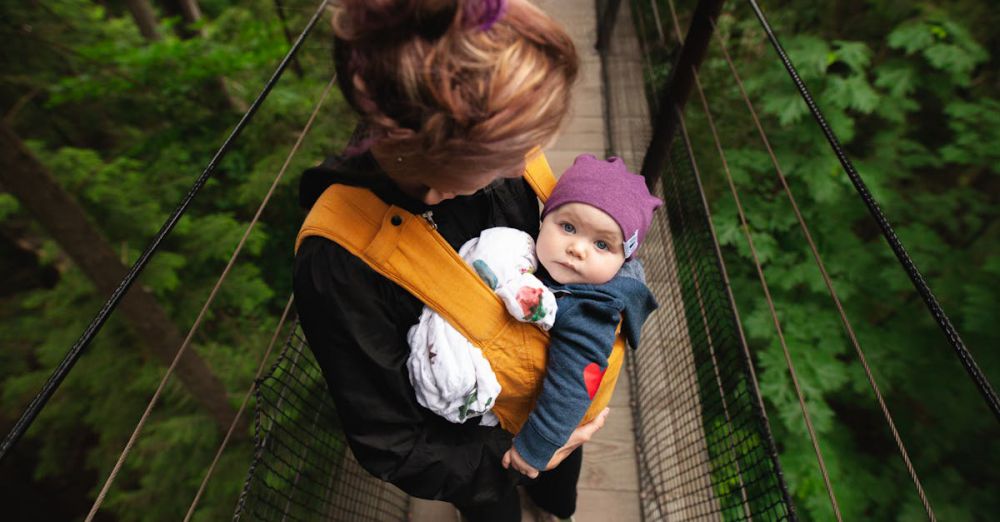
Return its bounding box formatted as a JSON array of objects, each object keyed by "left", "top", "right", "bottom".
[{"left": 371, "top": 142, "right": 409, "bottom": 179}]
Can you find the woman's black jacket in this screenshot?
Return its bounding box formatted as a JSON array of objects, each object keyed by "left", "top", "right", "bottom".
[{"left": 293, "top": 152, "right": 541, "bottom": 506}]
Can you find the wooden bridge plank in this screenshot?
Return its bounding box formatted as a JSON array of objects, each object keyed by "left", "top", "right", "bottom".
[{"left": 575, "top": 489, "right": 643, "bottom": 521}]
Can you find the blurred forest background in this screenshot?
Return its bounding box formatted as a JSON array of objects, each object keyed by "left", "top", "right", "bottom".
[{"left": 0, "top": 0, "right": 997, "bottom": 520}]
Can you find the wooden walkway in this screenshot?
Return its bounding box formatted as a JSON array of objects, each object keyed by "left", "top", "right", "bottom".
[
  {"left": 346, "top": 0, "right": 723, "bottom": 511},
  {"left": 409, "top": 1, "right": 674, "bottom": 520}
]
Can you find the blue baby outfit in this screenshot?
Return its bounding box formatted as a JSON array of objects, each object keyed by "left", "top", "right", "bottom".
[{"left": 513, "top": 260, "right": 658, "bottom": 470}]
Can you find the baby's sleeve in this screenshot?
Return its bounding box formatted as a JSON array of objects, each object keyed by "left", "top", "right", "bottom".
[
  {"left": 495, "top": 273, "right": 557, "bottom": 330},
  {"left": 459, "top": 227, "right": 558, "bottom": 330},
  {"left": 513, "top": 295, "right": 622, "bottom": 470}
]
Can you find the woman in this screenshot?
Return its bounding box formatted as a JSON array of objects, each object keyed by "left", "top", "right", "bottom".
[{"left": 293, "top": 1, "right": 606, "bottom": 520}]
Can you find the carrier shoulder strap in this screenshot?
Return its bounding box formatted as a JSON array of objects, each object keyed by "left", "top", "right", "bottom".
[{"left": 523, "top": 148, "right": 555, "bottom": 204}]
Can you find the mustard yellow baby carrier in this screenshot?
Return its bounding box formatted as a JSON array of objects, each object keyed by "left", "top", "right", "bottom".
[{"left": 295, "top": 152, "right": 626, "bottom": 434}]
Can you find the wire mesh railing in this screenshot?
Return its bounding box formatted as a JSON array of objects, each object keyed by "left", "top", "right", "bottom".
[
  {"left": 601, "top": 0, "right": 795, "bottom": 519},
  {"left": 627, "top": 142, "right": 794, "bottom": 521},
  {"left": 236, "top": 1, "right": 798, "bottom": 520},
  {"left": 233, "top": 324, "right": 409, "bottom": 521}
]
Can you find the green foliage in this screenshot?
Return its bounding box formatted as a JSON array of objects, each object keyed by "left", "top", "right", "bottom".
[
  {"left": 3, "top": 0, "right": 999, "bottom": 520},
  {"left": 1, "top": 0, "right": 352, "bottom": 520},
  {"left": 0, "top": 193, "right": 19, "bottom": 220},
  {"left": 888, "top": 16, "right": 988, "bottom": 86},
  {"left": 641, "top": 0, "right": 1000, "bottom": 520}
]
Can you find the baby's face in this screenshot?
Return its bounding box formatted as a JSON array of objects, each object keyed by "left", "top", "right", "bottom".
[{"left": 537, "top": 203, "right": 626, "bottom": 285}]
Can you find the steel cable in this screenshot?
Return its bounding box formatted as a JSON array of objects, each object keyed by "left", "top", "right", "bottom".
[
  {"left": 0, "top": 0, "right": 331, "bottom": 463},
  {"left": 711, "top": 19, "right": 936, "bottom": 519},
  {"left": 745, "top": 0, "right": 1000, "bottom": 423},
  {"left": 687, "top": 69, "right": 843, "bottom": 519},
  {"left": 85, "top": 69, "right": 335, "bottom": 522},
  {"left": 183, "top": 295, "right": 295, "bottom": 521},
  {"left": 660, "top": 0, "right": 842, "bottom": 511},
  {"left": 624, "top": 2, "right": 796, "bottom": 520}
]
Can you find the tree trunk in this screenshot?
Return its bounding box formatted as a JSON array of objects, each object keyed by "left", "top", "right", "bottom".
[
  {"left": 176, "top": 0, "right": 203, "bottom": 25},
  {"left": 0, "top": 123, "right": 240, "bottom": 434},
  {"left": 124, "top": 0, "right": 162, "bottom": 41}
]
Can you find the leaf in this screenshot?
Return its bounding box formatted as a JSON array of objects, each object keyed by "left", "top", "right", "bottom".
[
  {"left": 939, "top": 99, "right": 1000, "bottom": 169},
  {"left": 831, "top": 40, "right": 872, "bottom": 72},
  {"left": 142, "top": 251, "right": 188, "bottom": 295},
  {"left": 761, "top": 90, "right": 811, "bottom": 126},
  {"left": 873, "top": 61, "right": 917, "bottom": 99},
  {"left": 887, "top": 21, "right": 935, "bottom": 54},
  {"left": 924, "top": 44, "right": 979, "bottom": 85},
  {"left": 792, "top": 155, "right": 847, "bottom": 204},
  {"left": 724, "top": 148, "right": 771, "bottom": 185},
  {"left": 896, "top": 138, "right": 941, "bottom": 169},
  {"left": 819, "top": 107, "right": 856, "bottom": 143},
  {"left": 786, "top": 35, "right": 832, "bottom": 79},
  {"left": 826, "top": 75, "right": 880, "bottom": 114},
  {"left": 887, "top": 17, "right": 988, "bottom": 86}
]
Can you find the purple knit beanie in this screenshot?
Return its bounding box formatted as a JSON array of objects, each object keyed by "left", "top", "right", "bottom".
[{"left": 542, "top": 154, "right": 663, "bottom": 259}]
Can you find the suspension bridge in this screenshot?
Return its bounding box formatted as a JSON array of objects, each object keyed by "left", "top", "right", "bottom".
[{"left": 2, "top": 0, "right": 997, "bottom": 520}]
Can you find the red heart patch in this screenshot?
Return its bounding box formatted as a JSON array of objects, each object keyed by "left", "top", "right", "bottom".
[{"left": 583, "top": 362, "right": 606, "bottom": 400}]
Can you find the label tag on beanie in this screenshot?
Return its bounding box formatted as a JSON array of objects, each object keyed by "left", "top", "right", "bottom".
[{"left": 623, "top": 230, "right": 639, "bottom": 258}]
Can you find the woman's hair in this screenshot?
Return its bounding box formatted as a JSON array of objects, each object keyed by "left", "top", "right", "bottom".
[{"left": 332, "top": 0, "right": 578, "bottom": 176}]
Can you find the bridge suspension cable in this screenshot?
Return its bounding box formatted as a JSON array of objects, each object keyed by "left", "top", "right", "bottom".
[
  {"left": 662, "top": 0, "right": 842, "bottom": 516},
  {"left": 708, "top": 14, "right": 936, "bottom": 518},
  {"left": 745, "top": 0, "right": 1000, "bottom": 423},
  {"left": 0, "top": 0, "right": 331, "bottom": 465},
  {"left": 183, "top": 295, "right": 296, "bottom": 522},
  {"left": 85, "top": 71, "right": 336, "bottom": 521}
]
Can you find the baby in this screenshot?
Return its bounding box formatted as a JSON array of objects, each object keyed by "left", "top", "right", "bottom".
[{"left": 406, "top": 153, "right": 662, "bottom": 475}]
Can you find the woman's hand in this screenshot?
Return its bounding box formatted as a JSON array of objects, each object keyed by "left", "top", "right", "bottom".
[
  {"left": 543, "top": 407, "right": 610, "bottom": 470},
  {"left": 502, "top": 407, "right": 611, "bottom": 477}
]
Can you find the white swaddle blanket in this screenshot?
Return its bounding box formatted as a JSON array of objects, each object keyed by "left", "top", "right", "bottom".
[{"left": 406, "top": 227, "right": 557, "bottom": 425}]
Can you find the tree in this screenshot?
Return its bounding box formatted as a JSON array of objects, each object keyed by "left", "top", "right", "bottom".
[
  {"left": 0, "top": 122, "right": 239, "bottom": 433},
  {"left": 0, "top": 1, "right": 348, "bottom": 519},
  {"left": 124, "top": 0, "right": 162, "bottom": 41},
  {"left": 631, "top": 1, "right": 1000, "bottom": 519}
]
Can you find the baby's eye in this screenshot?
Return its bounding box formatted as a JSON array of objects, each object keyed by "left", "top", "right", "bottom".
[
  {"left": 595, "top": 240, "right": 609, "bottom": 251},
  {"left": 561, "top": 223, "right": 576, "bottom": 233}
]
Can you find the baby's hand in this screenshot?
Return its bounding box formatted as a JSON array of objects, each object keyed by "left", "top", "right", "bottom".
[{"left": 502, "top": 446, "right": 539, "bottom": 479}]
